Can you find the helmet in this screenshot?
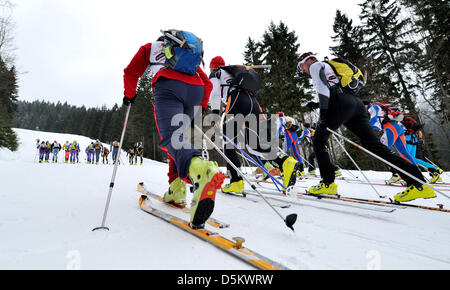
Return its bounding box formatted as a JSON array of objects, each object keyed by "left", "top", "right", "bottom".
[
  {"left": 277, "top": 112, "right": 284, "bottom": 117},
  {"left": 209, "top": 56, "right": 225, "bottom": 69}
]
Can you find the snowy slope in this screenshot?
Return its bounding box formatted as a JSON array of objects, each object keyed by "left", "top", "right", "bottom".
[{"left": 0, "top": 128, "right": 449, "bottom": 270}]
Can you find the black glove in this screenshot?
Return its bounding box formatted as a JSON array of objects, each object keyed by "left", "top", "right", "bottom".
[
  {"left": 306, "top": 101, "right": 320, "bottom": 110},
  {"left": 123, "top": 95, "right": 136, "bottom": 106},
  {"left": 201, "top": 107, "right": 208, "bottom": 119}
]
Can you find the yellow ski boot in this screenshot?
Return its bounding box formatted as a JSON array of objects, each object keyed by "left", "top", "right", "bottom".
[
  {"left": 308, "top": 182, "right": 338, "bottom": 195},
  {"left": 221, "top": 180, "right": 245, "bottom": 194},
  {"left": 262, "top": 162, "right": 275, "bottom": 180},
  {"left": 282, "top": 157, "right": 299, "bottom": 188},
  {"left": 394, "top": 184, "right": 436, "bottom": 202},
  {"left": 163, "top": 177, "right": 187, "bottom": 207},
  {"left": 386, "top": 173, "right": 401, "bottom": 185},
  {"left": 430, "top": 168, "right": 443, "bottom": 183},
  {"left": 188, "top": 157, "right": 225, "bottom": 228}
]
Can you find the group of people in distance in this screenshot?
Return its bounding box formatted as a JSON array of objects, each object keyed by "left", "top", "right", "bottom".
[{"left": 35, "top": 138, "right": 143, "bottom": 165}]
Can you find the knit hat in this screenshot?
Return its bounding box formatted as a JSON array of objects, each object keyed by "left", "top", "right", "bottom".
[{"left": 209, "top": 56, "right": 225, "bottom": 69}]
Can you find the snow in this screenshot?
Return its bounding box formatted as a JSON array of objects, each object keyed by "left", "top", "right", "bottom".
[{"left": 0, "top": 128, "right": 449, "bottom": 270}]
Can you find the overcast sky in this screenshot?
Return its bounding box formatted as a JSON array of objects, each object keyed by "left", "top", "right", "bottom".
[{"left": 11, "top": 0, "right": 363, "bottom": 108}]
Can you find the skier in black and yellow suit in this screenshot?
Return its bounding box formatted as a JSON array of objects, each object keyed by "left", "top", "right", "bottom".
[{"left": 134, "top": 141, "right": 144, "bottom": 165}]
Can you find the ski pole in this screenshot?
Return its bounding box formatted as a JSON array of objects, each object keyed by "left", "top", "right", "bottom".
[
  {"left": 93, "top": 105, "right": 132, "bottom": 231},
  {"left": 327, "top": 128, "right": 450, "bottom": 199},
  {"left": 222, "top": 131, "right": 286, "bottom": 191},
  {"left": 194, "top": 125, "right": 297, "bottom": 231},
  {"left": 331, "top": 134, "right": 385, "bottom": 198}
]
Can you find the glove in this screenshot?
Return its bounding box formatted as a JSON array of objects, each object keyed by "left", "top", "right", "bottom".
[
  {"left": 202, "top": 107, "right": 208, "bottom": 118},
  {"left": 306, "top": 101, "right": 320, "bottom": 110},
  {"left": 123, "top": 95, "right": 136, "bottom": 106}
]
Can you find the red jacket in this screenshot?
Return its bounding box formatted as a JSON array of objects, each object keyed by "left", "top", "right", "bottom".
[{"left": 123, "top": 43, "right": 212, "bottom": 109}]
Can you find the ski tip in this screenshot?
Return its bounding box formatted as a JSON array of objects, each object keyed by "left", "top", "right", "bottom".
[{"left": 139, "top": 195, "right": 147, "bottom": 206}]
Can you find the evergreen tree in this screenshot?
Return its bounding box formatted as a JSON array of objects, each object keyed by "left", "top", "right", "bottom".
[
  {"left": 330, "top": 10, "right": 364, "bottom": 65},
  {"left": 243, "top": 37, "right": 262, "bottom": 66},
  {"left": 401, "top": 0, "right": 449, "bottom": 140},
  {"left": 0, "top": 56, "right": 18, "bottom": 150},
  {"left": 247, "top": 21, "right": 313, "bottom": 117},
  {"left": 359, "top": 0, "right": 421, "bottom": 116}
]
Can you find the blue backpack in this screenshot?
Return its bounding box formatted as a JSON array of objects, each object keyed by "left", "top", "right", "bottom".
[{"left": 161, "top": 29, "right": 204, "bottom": 75}]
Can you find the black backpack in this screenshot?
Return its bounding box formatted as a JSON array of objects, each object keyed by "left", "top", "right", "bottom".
[{"left": 220, "top": 65, "right": 262, "bottom": 97}]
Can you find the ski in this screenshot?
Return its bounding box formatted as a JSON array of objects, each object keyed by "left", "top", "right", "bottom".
[
  {"left": 221, "top": 190, "right": 291, "bottom": 208},
  {"left": 245, "top": 187, "right": 396, "bottom": 213},
  {"left": 300, "top": 190, "right": 450, "bottom": 213},
  {"left": 137, "top": 182, "right": 229, "bottom": 229},
  {"left": 138, "top": 195, "right": 289, "bottom": 270}
]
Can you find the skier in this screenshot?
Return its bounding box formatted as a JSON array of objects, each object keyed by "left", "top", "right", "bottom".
[
  {"left": 62, "top": 141, "right": 70, "bottom": 163},
  {"left": 94, "top": 139, "right": 103, "bottom": 164},
  {"left": 102, "top": 147, "right": 110, "bottom": 164},
  {"left": 44, "top": 141, "right": 51, "bottom": 162},
  {"left": 134, "top": 141, "right": 144, "bottom": 165},
  {"left": 69, "top": 141, "right": 80, "bottom": 164},
  {"left": 277, "top": 112, "right": 305, "bottom": 176},
  {"left": 51, "top": 141, "right": 61, "bottom": 163},
  {"left": 297, "top": 52, "right": 434, "bottom": 202},
  {"left": 123, "top": 32, "right": 223, "bottom": 228},
  {"left": 86, "top": 142, "right": 95, "bottom": 164},
  {"left": 365, "top": 101, "right": 419, "bottom": 185},
  {"left": 110, "top": 140, "right": 120, "bottom": 164},
  {"left": 208, "top": 56, "right": 300, "bottom": 194},
  {"left": 402, "top": 116, "right": 443, "bottom": 183},
  {"left": 37, "top": 141, "right": 47, "bottom": 163},
  {"left": 127, "top": 148, "right": 135, "bottom": 165}
]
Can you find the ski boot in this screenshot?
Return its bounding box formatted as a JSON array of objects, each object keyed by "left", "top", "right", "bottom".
[
  {"left": 430, "top": 168, "right": 443, "bottom": 183},
  {"left": 163, "top": 177, "right": 187, "bottom": 207},
  {"left": 308, "top": 169, "right": 316, "bottom": 176},
  {"left": 308, "top": 181, "right": 338, "bottom": 195},
  {"left": 282, "top": 156, "right": 300, "bottom": 188},
  {"left": 386, "top": 173, "right": 401, "bottom": 185},
  {"left": 188, "top": 157, "right": 226, "bottom": 229},
  {"left": 335, "top": 169, "right": 342, "bottom": 177},
  {"left": 262, "top": 162, "right": 277, "bottom": 180},
  {"left": 296, "top": 170, "right": 305, "bottom": 179},
  {"left": 394, "top": 183, "right": 436, "bottom": 202},
  {"left": 222, "top": 180, "right": 245, "bottom": 194}
]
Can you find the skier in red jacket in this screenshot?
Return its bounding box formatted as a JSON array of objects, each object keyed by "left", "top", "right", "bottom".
[{"left": 123, "top": 34, "right": 225, "bottom": 228}]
